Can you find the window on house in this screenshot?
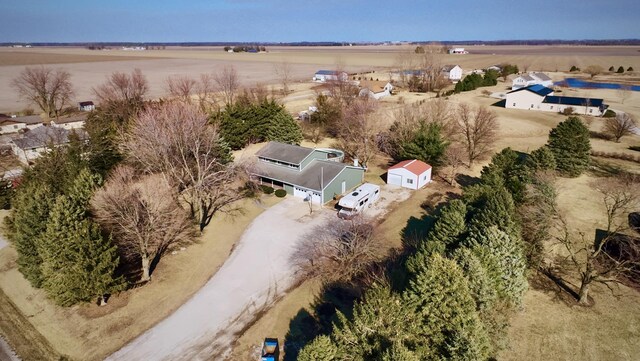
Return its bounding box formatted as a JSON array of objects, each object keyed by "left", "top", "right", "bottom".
[
  {"left": 513, "top": 103, "right": 516, "bottom": 106},
  {"left": 407, "top": 179, "right": 414, "bottom": 184},
  {"left": 550, "top": 106, "right": 553, "bottom": 110},
  {"left": 531, "top": 104, "right": 534, "bottom": 108},
  {"left": 13, "top": 125, "right": 18, "bottom": 129},
  {"left": 589, "top": 109, "right": 593, "bottom": 113}
]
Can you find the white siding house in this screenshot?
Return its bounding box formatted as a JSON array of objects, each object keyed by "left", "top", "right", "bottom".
[
  {"left": 11, "top": 126, "right": 75, "bottom": 164},
  {"left": 511, "top": 72, "right": 553, "bottom": 90},
  {"left": 505, "top": 85, "right": 554, "bottom": 110},
  {"left": 0, "top": 115, "right": 43, "bottom": 135},
  {"left": 51, "top": 114, "right": 87, "bottom": 130},
  {"left": 441, "top": 65, "right": 463, "bottom": 81},
  {"left": 358, "top": 81, "right": 394, "bottom": 99},
  {"left": 387, "top": 159, "right": 432, "bottom": 190}
]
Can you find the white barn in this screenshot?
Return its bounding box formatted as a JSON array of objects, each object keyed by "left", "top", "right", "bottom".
[
  {"left": 512, "top": 72, "right": 553, "bottom": 90},
  {"left": 505, "top": 84, "right": 606, "bottom": 116},
  {"left": 358, "top": 81, "right": 394, "bottom": 99},
  {"left": 313, "top": 70, "right": 348, "bottom": 82},
  {"left": 387, "top": 159, "right": 432, "bottom": 190},
  {"left": 441, "top": 65, "right": 463, "bottom": 82}
]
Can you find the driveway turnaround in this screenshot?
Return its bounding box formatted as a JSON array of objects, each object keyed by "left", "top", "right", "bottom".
[{"left": 107, "top": 197, "right": 333, "bottom": 361}]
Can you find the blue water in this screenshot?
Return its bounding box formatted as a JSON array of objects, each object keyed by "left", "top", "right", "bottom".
[{"left": 555, "top": 78, "right": 640, "bottom": 91}]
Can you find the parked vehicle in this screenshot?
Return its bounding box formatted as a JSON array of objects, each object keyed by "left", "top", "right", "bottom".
[
  {"left": 261, "top": 338, "right": 279, "bottom": 361},
  {"left": 337, "top": 183, "right": 380, "bottom": 219}
]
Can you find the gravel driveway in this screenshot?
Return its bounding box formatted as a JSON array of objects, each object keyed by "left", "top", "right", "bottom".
[
  {"left": 107, "top": 197, "right": 333, "bottom": 361},
  {"left": 107, "top": 185, "right": 412, "bottom": 360}
]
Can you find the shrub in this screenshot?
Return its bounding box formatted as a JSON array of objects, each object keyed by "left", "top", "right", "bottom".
[
  {"left": 630, "top": 146, "right": 640, "bottom": 152},
  {"left": 617, "top": 66, "right": 625, "bottom": 73},
  {"left": 274, "top": 189, "right": 287, "bottom": 198},
  {"left": 628, "top": 67, "right": 634, "bottom": 72},
  {"left": 561, "top": 107, "right": 575, "bottom": 115},
  {"left": 609, "top": 66, "right": 615, "bottom": 72},
  {"left": 260, "top": 185, "right": 274, "bottom": 194},
  {"left": 603, "top": 109, "right": 616, "bottom": 118},
  {"left": 570, "top": 65, "right": 580, "bottom": 72}
]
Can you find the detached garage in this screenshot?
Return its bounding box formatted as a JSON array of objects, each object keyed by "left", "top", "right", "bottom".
[{"left": 387, "top": 159, "right": 432, "bottom": 190}]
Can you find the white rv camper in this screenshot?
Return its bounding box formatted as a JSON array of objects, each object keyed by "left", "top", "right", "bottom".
[{"left": 337, "top": 183, "right": 380, "bottom": 219}]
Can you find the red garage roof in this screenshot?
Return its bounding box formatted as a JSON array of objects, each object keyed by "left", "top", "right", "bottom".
[{"left": 389, "top": 159, "right": 432, "bottom": 176}]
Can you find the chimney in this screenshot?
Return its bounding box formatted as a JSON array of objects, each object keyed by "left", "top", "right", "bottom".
[{"left": 353, "top": 158, "right": 359, "bottom": 167}]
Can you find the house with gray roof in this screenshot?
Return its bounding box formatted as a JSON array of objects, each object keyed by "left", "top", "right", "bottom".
[
  {"left": 0, "top": 115, "right": 44, "bottom": 135},
  {"left": 11, "top": 126, "right": 78, "bottom": 164},
  {"left": 512, "top": 72, "right": 554, "bottom": 90},
  {"left": 252, "top": 142, "right": 365, "bottom": 204}
]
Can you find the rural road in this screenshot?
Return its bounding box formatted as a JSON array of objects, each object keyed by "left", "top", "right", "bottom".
[{"left": 107, "top": 185, "right": 411, "bottom": 360}]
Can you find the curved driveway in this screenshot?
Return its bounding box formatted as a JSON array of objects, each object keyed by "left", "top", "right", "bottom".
[{"left": 107, "top": 197, "right": 332, "bottom": 361}]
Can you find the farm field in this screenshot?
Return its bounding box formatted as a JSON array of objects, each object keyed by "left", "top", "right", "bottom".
[{"left": 2, "top": 45, "right": 640, "bottom": 113}]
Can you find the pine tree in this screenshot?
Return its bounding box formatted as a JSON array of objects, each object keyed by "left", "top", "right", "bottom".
[
  {"left": 298, "top": 335, "right": 339, "bottom": 361},
  {"left": 398, "top": 122, "right": 449, "bottom": 167},
  {"left": 547, "top": 116, "right": 591, "bottom": 177},
  {"left": 480, "top": 147, "right": 530, "bottom": 203},
  {"left": 426, "top": 199, "right": 467, "bottom": 249},
  {"left": 526, "top": 146, "right": 556, "bottom": 172},
  {"left": 403, "top": 253, "right": 490, "bottom": 360},
  {"left": 265, "top": 105, "right": 303, "bottom": 145},
  {"left": 381, "top": 341, "right": 420, "bottom": 361},
  {"left": 453, "top": 247, "right": 497, "bottom": 313},
  {"left": 332, "top": 285, "right": 415, "bottom": 358},
  {"left": 40, "top": 169, "right": 123, "bottom": 306},
  {"left": 466, "top": 226, "right": 528, "bottom": 306},
  {"left": 9, "top": 182, "right": 55, "bottom": 288},
  {"left": 469, "top": 184, "right": 521, "bottom": 241}
]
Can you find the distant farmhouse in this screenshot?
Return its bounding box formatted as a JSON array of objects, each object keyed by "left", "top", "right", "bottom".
[
  {"left": 251, "top": 142, "right": 365, "bottom": 204},
  {"left": 448, "top": 47, "right": 468, "bottom": 54},
  {"left": 50, "top": 114, "right": 87, "bottom": 130},
  {"left": 505, "top": 84, "right": 607, "bottom": 116},
  {"left": 441, "top": 65, "right": 463, "bottom": 82},
  {"left": 358, "top": 80, "right": 394, "bottom": 99},
  {"left": 78, "top": 101, "right": 95, "bottom": 112},
  {"left": 313, "top": 70, "right": 348, "bottom": 82},
  {"left": 512, "top": 72, "right": 553, "bottom": 90}
]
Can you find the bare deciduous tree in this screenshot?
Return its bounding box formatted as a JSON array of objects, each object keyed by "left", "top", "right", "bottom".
[
  {"left": 442, "top": 145, "right": 466, "bottom": 186},
  {"left": 603, "top": 112, "right": 637, "bottom": 142},
  {"left": 91, "top": 165, "right": 194, "bottom": 282},
  {"left": 554, "top": 175, "right": 640, "bottom": 304},
  {"left": 274, "top": 61, "right": 293, "bottom": 95},
  {"left": 11, "top": 66, "right": 74, "bottom": 118},
  {"left": 93, "top": 68, "right": 148, "bottom": 104},
  {"left": 617, "top": 84, "right": 632, "bottom": 104},
  {"left": 292, "top": 218, "right": 384, "bottom": 283},
  {"left": 122, "top": 101, "right": 244, "bottom": 231},
  {"left": 584, "top": 65, "right": 604, "bottom": 79},
  {"left": 454, "top": 103, "right": 499, "bottom": 166},
  {"left": 166, "top": 75, "right": 197, "bottom": 103},
  {"left": 195, "top": 73, "right": 216, "bottom": 110},
  {"left": 336, "top": 97, "right": 380, "bottom": 168},
  {"left": 214, "top": 65, "right": 239, "bottom": 106}
]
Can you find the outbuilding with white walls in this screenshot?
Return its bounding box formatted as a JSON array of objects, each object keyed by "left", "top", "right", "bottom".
[{"left": 387, "top": 159, "right": 432, "bottom": 190}]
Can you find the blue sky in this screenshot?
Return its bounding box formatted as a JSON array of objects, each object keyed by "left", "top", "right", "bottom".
[{"left": 2, "top": 0, "right": 639, "bottom": 42}]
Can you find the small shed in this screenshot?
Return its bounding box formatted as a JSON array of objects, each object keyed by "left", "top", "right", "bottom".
[
  {"left": 387, "top": 159, "right": 432, "bottom": 190},
  {"left": 78, "top": 101, "right": 95, "bottom": 112}
]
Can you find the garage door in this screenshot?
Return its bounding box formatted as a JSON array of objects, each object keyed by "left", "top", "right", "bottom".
[
  {"left": 387, "top": 173, "right": 402, "bottom": 186},
  {"left": 293, "top": 187, "right": 322, "bottom": 204}
]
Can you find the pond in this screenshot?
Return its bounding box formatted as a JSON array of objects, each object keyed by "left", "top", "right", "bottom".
[{"left": 555, "top": 78, "right": 640, "bottom": 91}]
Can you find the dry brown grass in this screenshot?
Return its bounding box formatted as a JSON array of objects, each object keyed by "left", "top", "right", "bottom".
[
  {"left": 0, "top": 49, "right": 163, "bottom": 66},
  {"left": 0, "top": 196, "right": 282, "bottom": 360}
]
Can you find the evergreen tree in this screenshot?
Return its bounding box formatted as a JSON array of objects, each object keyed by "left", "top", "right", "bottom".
[
  {"left": 332, "top": 285, "right": 415, "bottom": 358},
  {"left": 298, "top": 335, "right": 339, "bottom": 361},
  {"left": 608, "top": 66, "right": 615, "bottom": 72},
  {"left": 546, "top": 116, "right": 591, "bottom": 177},
  {"left": 466, "top": 226, "right": 528, "bottom": 306},
  {"left": 426, "top": 199, "right": 467, "bottom": 248},
  {"left": 617, "top": 66, "right": 625, "bottom": 73},
  {"left": 381, "top": 341, "right": 420, "bottom": 361},
  {"left": 453, "top": 247, "right": 497, "bottom": 313},
  {"left": 403, "top": 253, "right": 490, "bottom": 360},
  {"left": 480, "top": 147, "right": 530, "bottom": 203},
  {"left": 9, "top": 182, "right": 55, "bottom": 287},
  {"left": 398, "top": 122, "right": 449, "bottom": 167},
  {"left": 469, "top": 184, "right": 521, "bottom": 241},
  {"left": 526, "top": 146, "right": 557, "bottom": 172},
  {"left": 40, "top": 169, "right": 123, "bottom": 306},
  {"left": 265, "top": 106, "right": 303, "bottom": 145}
]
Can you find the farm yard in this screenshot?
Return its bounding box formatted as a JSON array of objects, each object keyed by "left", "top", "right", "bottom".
[{"left": 0, "top": 43, "right": 639, "bottom": 361}]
